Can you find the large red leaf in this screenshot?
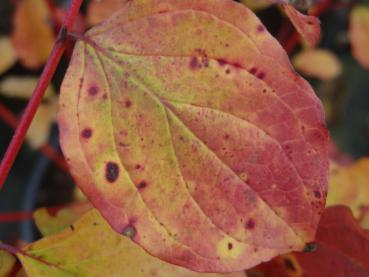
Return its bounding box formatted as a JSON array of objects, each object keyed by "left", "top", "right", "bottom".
[
  {"left": 249, "top": 206, "right": 369, "bottom": 276},
  {"left": 58, "top": 0, "right": 328, "bottom": 272}
]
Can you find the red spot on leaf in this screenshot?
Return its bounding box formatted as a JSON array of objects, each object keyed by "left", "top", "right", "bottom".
[
  {"left": 257, "top": 72, "right": 266, "bottom": 79},
  {"left": 246, "top": 218, "right": 255, "bottom": 230},
  {"left": 81, "top": 128, "right": 92, "bottom": 138},
  {"left": 105, "top": 162, "right": 119, "bottom": 183},
  {"left": 88, "top": 86, "right": 99, "bottom": 96},
  {"left": 125, "top": 100, "right": 132, "bottom": 108},
  {"left": 249, "top": 67, "right": 257, "bottom": 75},
  {"left": 228, "top": 243, "right": 233, "bottom": 250},
  {"left": 257, "top": 25, "right": 265, "bottom": 32},
  {"left": 189, "top": 57, "right": 199, "bottom": 69},
  {"left": 137, "top": 181, "right": 147, "bottom": 190}
]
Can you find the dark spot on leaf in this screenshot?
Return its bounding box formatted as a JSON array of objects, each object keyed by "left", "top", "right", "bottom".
[
  {"left": 189, "top": 57, "right": 199, "bottom": 70},
  {"left": 70, "top": 225, "right": 74, "bottom": 231},
  {"left": 228, "top": 243, "right": 233, "bottom": 250},
  {"left": 135, "top": 164, "right": 141, "bottom": 169},
  {"left": 314, "top": 190, "right": 321, "bottom": 199},
  {"left": 249, "top": 67, "right": 257, "bottom": 75},
  {"left": 217, "top": 59, "right": 227, "bottom": 66},
  {"left": 137, "top": 181, "right": 147, "bottom": 190},
  {"left": 103, "top": 93, "right": 108, "bottom": 100},
  {"left": 105, "top": 162, "right": 119, "bottom": 183},
  {"left": 284, "top": 258, "right": 296, "bottom": 271},
  {"left": 224, "top": 134, "right": 229, "bottom": 140},
  {"left": 88, "top": 86, "right": 99, "bottom": 96},
  {"left": 257, "top": 72, "right": 266, "bottom": 79},
  {"left": 225, "top": 69, "right": 231, "bottom": 74},
  {"left": 125, "top": 100, "right": 132, "bottom": 108},
  {"left": 246, "top": 218, "right": 255, "bottom": 230},
  {"left": 303, "top": 242, "right": 317, "bottom": 252},
  {"left": 81, "top": 128, "right": 92, "bottom": 138},
  {"left": 257, "top": 25, "right": 265, "bottom": 32},
  {"left": 122, "top": 224, "right": 136, "bottom": 238}
]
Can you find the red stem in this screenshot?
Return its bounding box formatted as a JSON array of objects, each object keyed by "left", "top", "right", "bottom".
[
  {"left": 0, "top": 0, "right": 83, "bottom": 190},
  {"left": 0, "top": 102, "right": 68, "bottom": 172},
  {"left": 0, "top": 211, "right": 33, "bottom": 223}
]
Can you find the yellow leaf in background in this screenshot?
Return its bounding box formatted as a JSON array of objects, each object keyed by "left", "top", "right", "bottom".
[
  {"left": 11, "top": 0, "right": 54, "bottom": 69},
  {"left": 27, "top": 98, "right": 57, "bottom": 149},
  {"left": 349, "top": 6, "right": 369, "bottom": 69},
  {"left": 327, "top": 159, "right": 369, "bottom": 220},
  {"left": 87, "top": 0, "right": 129, "bottom": 26},
  {"left": 241, "top": 0, "right": 272, "bottom": 10},
  {"left": 0, "top": 37, "right": 17, "bottom": 75},
  {"left": 0, "top": 249, "right": 16, "bottom": 276},
  {"left": 0, "top": 76, "right": 54, "bottom": 100},
  {"left": 34, "top": 202, "right": 92, "bottom": 236},
  {"left": 0, "top": 76, "right": 56, "bottom": 149},
  {"left": 19, "top": 209, "right": 245, "bottom": 277},
  {"left": 292, "top": 49, "right": 342, "bottom": 80}
]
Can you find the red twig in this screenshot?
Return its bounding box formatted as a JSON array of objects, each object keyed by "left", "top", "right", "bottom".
[
  {"left": 0, "top": 211, "right": 33, "bottom": 223},
  {"left": 0, "top": 0, "right": 83, "bottom": 190},
  {"left": 282, "top": 0, "right": 334, "bottom": 54},
  {"left": 0, "top": 102, "right": 68, "bottom": 172}
]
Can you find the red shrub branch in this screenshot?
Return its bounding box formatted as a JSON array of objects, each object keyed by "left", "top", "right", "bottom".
[{"left": 0, "top": 0, "right": 83, "bottom": 190}]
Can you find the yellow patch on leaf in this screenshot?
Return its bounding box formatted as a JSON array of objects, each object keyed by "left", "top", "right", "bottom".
[
  {"left": 349, "top": 6, "right": 369, "bottom": 69},
  {"left": 19, "top": 209, "right": 245, "bottom": 277},
  {"left": 58, "top": 0, "right": 328, "bottom": 272},
  {"left": 11, "top": 0, "right": 54, "bottom": 69},
  {"left": 292, "top": 49, "right": 342, "bottom": 80}
]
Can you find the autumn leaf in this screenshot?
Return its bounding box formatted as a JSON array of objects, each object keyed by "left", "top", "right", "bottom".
[
  {"left": 349, "top": 6, "right": 369, "bottom": 69},
  {"left": 14, "top": 209, "right": 245, "bottom": 277},
  {"left": 249, "top": 206, "right": 369, "bottom": 276},
  {"left": 327, "top": 158, "right": 369, "bottom": 219},
  {"left": 0, "top": 248, "right": 16, "bottom": 276},
  {"left": 0, "top": 37, "right": 17, "bottom": 75},
  {"left": 34, "top": 202, "right": 92, "bottom": 236},
  {"left": 293, "top": 206, "right": 369, "bottom": 276},
  {"left": 292, "top": 49, "right": 342, "bottom": 80},
  {"left": 11, "top": 0, "right": 54, "bottom": 69},
  {"left": 58, "top": 0, "right": 328, "bottom": 272},
  {"left": 282, "top": 4, "right": 320, "bottom": 47}
]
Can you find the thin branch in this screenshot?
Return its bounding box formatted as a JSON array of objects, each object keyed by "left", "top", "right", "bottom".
[
  {"left": 0, "top": 0, "right": 83, "bottom": 190},
  {"left": 0, "top": 211, "right": 33, "bottom": 222}
]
